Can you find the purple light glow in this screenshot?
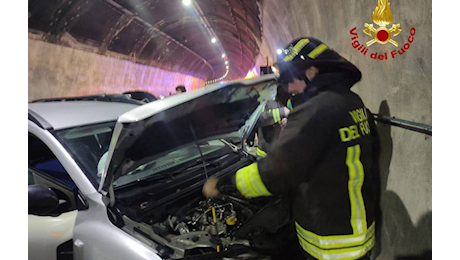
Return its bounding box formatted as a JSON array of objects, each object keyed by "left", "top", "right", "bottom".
[{"left": 72, "top": 58, "right": 205, "bottom": 98}]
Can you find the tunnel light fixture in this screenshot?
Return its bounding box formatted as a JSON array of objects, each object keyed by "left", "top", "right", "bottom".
[
  {"left": 182, "top": 0, "right": 191, "bottom": 6},
  {"left": 222, "top": 53, "right": 226, "bottom": 58},
  {"left": 211, "top": 37, "right": 217, "bottom": 43},
  {"left": 226, "top": 66, "right": 229, "bottom": 69},
  {"left": 206, "top": 67, "right": 229, "bottom": 84},
  {"left": 276, "top": 49, "right": 283, "bottom": 55},
  {"left": 225, "top": 61, "right": 228, "bottom": 65}
]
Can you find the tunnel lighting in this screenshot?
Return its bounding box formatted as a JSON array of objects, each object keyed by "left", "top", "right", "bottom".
[
  {"left": 211, "top": 38, "right": 217, "bottom": 43},
  {"left": 206, "top": 55, "right": 230, "bottom": 85},
  {"left": 222, "top": 54, "right": 226, "bottom": 58},
  {"left": 206, "top": 65, "right": 230, "bottom": 84},
  {"left": 276, "top": 49, "right": 283, "bottom": 55},
  {"left": 182, "top": 0, "right": 191, "bottom": 6}
]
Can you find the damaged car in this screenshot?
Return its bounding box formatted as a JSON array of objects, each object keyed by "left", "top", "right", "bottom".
[{"left": 28, "top": 75, "right": 294, "bottom": 260}]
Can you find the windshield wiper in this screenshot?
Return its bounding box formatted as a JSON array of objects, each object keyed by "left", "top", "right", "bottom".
[
  {"left": 137, "top": 174, "right": 171, "bottom": 183},
  {"left": 195, "top": 153, "right": 229, "bottom": 165},
  {"left": 114, "top": 172, "right": 173, "bottom": 189},
  {"left": 220, "top": 139, "right": 249, "bottom": 157},
  {"left": 220, "top": 139, "right": 239, "bottom": 153},
  {"left": 128, "top": 161, "right": 158, "bottom": 175}
]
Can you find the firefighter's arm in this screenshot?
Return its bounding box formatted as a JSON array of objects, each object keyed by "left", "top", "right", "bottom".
[
  {"left": 204, "top": 103, "right": 331, "bottom": 199},
  {"left": 203, "top": 162, "right": 272, "bottom": 198},
  {"left": 257, "top": 105, "right": 288, "bottom": 128},
  {"left": 256, "top": 104, "right": 332, "bottom": 195}
]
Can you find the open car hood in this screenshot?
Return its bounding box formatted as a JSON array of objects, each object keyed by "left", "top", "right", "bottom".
[{"left": 99, "top": 75, "right": 277, "bottom": 193}]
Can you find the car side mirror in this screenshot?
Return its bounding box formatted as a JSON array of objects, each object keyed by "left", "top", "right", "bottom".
[{"left": 28, "top": 184, "right": 59, "bottom": 216}]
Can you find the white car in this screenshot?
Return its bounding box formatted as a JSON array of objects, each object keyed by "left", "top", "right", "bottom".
[
  {"left": 28, "top": 75, "right": 293, "bottom": 260},
  {"left": 28, "top": 96, "right": 143, "bottom": 260}
]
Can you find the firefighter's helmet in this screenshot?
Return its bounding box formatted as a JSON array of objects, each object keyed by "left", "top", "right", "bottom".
[{"left": 275, "top": 37, "right": 357, "bottom": 85}]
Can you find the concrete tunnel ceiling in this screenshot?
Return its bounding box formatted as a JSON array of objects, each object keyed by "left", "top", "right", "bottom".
[{"left": 28, "top": 0, "right": 263, "bottom": 82}]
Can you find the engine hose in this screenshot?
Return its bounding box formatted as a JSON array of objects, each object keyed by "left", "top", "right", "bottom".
[{"left": 217, "top": 195, "right": 254, "bottom": 219}]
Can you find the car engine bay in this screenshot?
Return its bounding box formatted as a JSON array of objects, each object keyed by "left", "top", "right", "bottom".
[
  {"left": 118, "top": 190, "right": 289, "bottom": 259},
  {"left": 118, "top": 185, "right": 292, "bottom": 259},
  {"left": 107, "top": 149, "right": 293, "bottom": 259}
]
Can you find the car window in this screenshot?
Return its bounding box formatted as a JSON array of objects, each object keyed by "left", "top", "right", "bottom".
[
  {"left": 54, "top": 122, "right": 115, "bottom": 186},
  {"left": 112, "top": 140, "right": 226, "bottom": 187},
  {"left": 28, "top": 134, "right": 77, "bottom": 189},
  {"left": 54, "top": 122, "right": 230, "bottom": 188}
]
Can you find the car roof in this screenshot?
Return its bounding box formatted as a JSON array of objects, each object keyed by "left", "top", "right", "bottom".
[{"left": 28, "top": 101, "right": 140, "bottom": 130}]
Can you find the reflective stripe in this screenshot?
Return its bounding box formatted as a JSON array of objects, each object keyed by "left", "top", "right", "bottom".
[
  {"left": 256, "top": 148, "right": 267, "bottom": 158},
  {"left": 271, "top": 108, "right": 281, "bottom": 123},
  {"left": 235, "top": 163, "right": 272, "bottom": 198},
  {"left": 346, "top": 145, "right": 367, "bottom": 234},
  {"left": 283, "top": 40, "right": 328, "bottom": 61},
  {"left": 287, "top": 99, "right": 293, "bottom": 110},
  {"left": 295, "top": 222, "right": 375, "bottom": 249},
  {"left": 297, "top": 232, "right": 374, "bottom": 260},
  {"left": 307, "top": 43, "right": 329, "bottom": 59},
  {"left": 284, "top": 39, "right": 311, "bottom": 61},
  {"left": 293, "top": 143, "right": 374, "bottom": 259}
]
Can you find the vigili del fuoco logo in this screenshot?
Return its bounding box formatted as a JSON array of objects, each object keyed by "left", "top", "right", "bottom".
[{"left": 349, "top": 0, "right": 415, "bottom": 60}]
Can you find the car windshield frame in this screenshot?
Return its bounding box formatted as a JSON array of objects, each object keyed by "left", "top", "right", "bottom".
[{"left": 54, "top": 121, "right": 234, "bottom": 189}]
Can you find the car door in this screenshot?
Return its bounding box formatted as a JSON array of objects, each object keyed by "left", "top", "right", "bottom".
[{"left": 28, "top": 133, "right": 80, "bottom": 260}]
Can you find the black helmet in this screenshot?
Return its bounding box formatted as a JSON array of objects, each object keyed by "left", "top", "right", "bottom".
[{"left": 275, "top": 37, "right": 360, "bottom": 86}]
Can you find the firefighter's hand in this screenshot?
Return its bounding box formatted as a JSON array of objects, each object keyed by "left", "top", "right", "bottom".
[
  {"left": 280, "top": 118, "right": 288, "bottom": 128},
  {"left": 203, "top": 176, "right": 220, "bottom": 198},
  {"left": 283, "top": 107, "right": 290, "bottom": 117}
]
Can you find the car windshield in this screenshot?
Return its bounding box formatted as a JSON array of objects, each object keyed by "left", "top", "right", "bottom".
[{"left": 55, "top": 122, "right": 227, "bottom": 188}]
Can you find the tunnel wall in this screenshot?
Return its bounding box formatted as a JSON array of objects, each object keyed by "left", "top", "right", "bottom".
[
  {"left": 258, "top": 0, "right": 431, "bottom": 258},
  {"left": 28, "top": 38, "right": 206, "bottom": 101}
]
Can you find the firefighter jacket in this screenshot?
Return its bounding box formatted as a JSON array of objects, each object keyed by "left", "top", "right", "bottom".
[
  {"left": 255, "top": 101, "right": 288, "bottom": 157},
  {"left": 218, "top": 70, "right": 379, "bottom": 260}
]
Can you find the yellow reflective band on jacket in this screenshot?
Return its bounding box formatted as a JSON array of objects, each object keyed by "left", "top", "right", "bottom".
[
  {"left": 296, "top": 222, "right": 375, "bottom": 260},
  {"left": 235, "top": 163, "right": 272, "bottom": 198},
  {"left": 271, "top": 108, "right": 281, "bottom": 123},
  {"left": 256, "top": 148, "right": 267, "bottom": 158},
  {"left": 293, "top": 143, "right": 374, "bottom": 259},
  {"left": 346, "top": 144, "right": 367, "bottom": 235}
]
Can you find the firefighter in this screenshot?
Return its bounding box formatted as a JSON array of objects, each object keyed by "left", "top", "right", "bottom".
[{"left": 203, "top": 37, "right": 379, "bottom": 260}]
